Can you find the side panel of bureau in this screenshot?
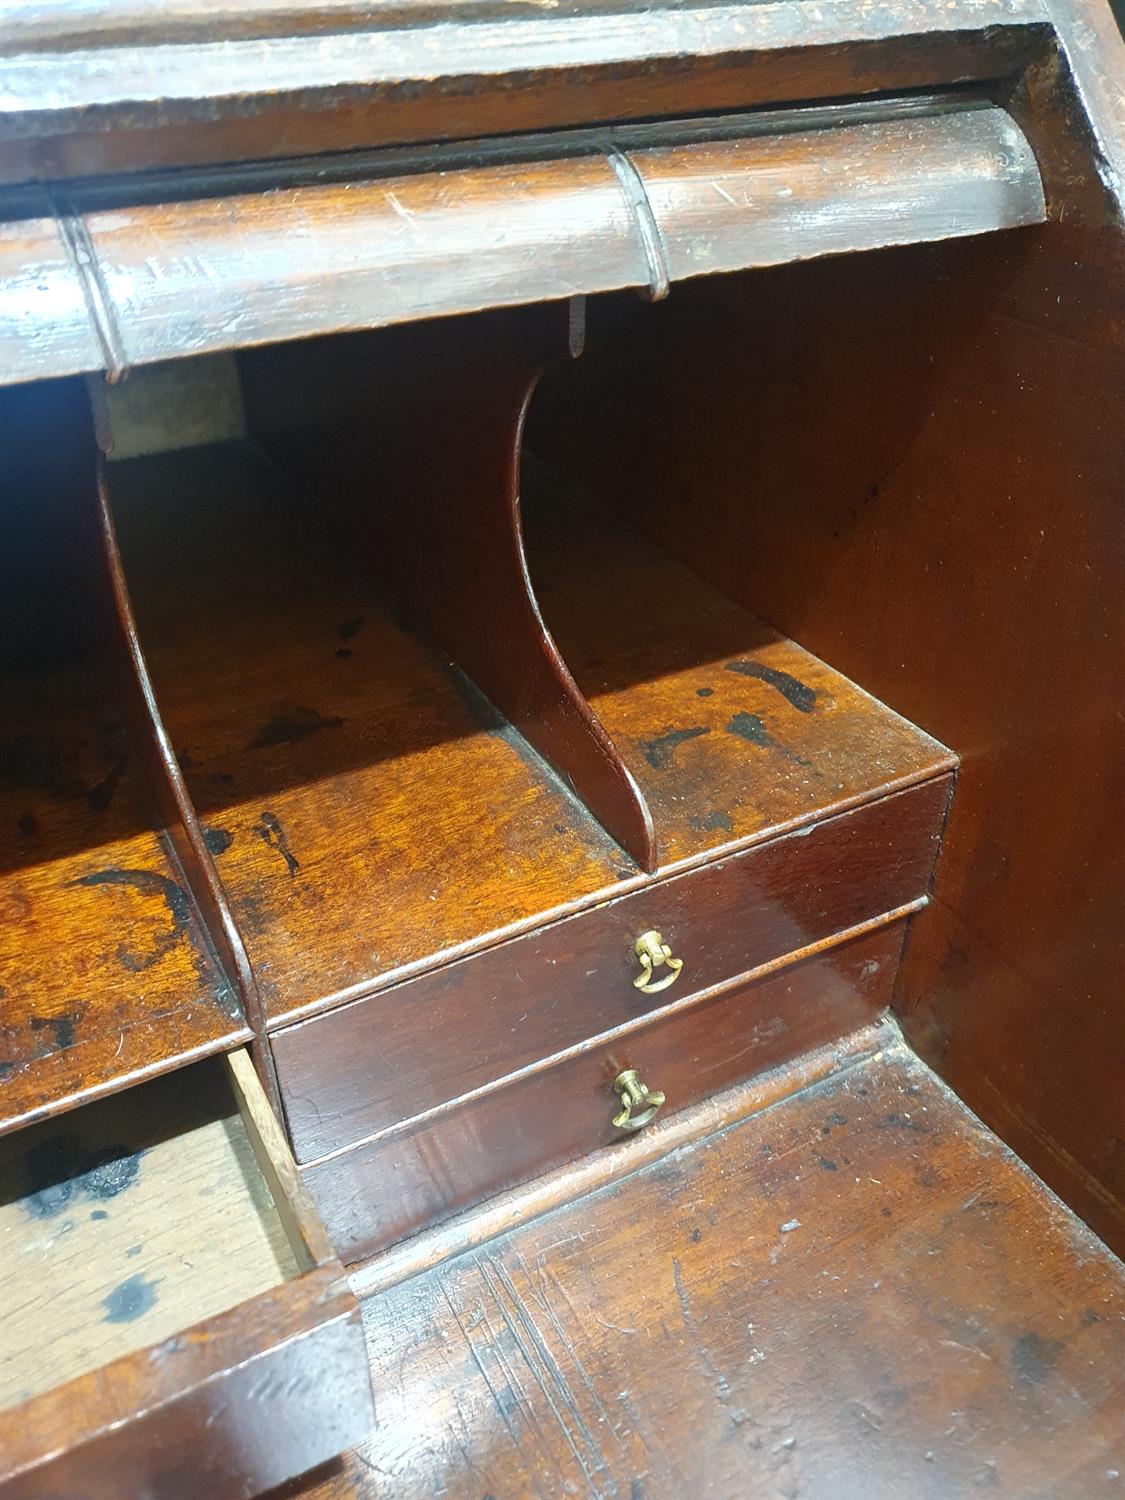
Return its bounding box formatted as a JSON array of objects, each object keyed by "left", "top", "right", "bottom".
[
  {"left": 302, "top": 922, "right": 904, "bottom": 1263},
  {"left": 273, "top": 774, "right": 951, "bottom": 1161}
]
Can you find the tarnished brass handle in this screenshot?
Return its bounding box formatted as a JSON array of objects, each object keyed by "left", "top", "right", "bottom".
[
  {"left": 632, "top": 929, "right": 684, "bottom": 994},
  {"left": 612, "top": 1068, "right": 666, "bottom": 1132}
]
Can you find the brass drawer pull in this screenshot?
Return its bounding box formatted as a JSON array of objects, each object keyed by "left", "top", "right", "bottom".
[
  {"left": 612, "top": 1069, "right": 666, "bottom": 1132},
  {"left": 632, "top": 929, "right": 684, "bottom": 994}
]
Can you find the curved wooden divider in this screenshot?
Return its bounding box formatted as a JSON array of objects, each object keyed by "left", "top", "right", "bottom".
[
  {"left": 91, "top": 447, "right": 282, "bottom": 1108},
  {"left": 240, "top": 302, "right": 657, "bottom": 872}
]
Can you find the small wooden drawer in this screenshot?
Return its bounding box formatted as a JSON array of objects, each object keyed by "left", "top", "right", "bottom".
[
  {"left": 273, "top": 773, "right": 951, "bottom": 1164},
  {"left": 302, "top": 919, "right": 905, "bottom": 1263},
  {"left": 0, "top": 1051, "right": 373, "bottom": 1500}
]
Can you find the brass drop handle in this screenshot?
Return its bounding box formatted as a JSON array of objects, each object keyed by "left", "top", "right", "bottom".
[
  {"left": 632, "top": 929, "right": 684, "bottom": 994},
  {"left": 612, "top": 1069, "right": 666, "bottom": 1132}
]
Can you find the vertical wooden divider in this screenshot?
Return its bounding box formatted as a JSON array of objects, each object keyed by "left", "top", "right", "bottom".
[
  {"left": 88, "top": 423, "right": 282, "bottom": 1112},
  {"left": 242, "top": 302, "right": 658, "bottom": 873}
]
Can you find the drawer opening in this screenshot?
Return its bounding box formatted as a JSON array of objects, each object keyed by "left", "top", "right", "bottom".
[
  {"left": 0, "top": 379, "right": 245, "bottom": 1139},
  {"left": 0, "top": 1048, "right": 314, "bottom": 1412}
]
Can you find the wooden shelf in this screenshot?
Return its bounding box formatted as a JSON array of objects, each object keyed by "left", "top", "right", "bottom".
[
  {"left": 0, "top": 381, "right": 243, "bottom": 1136},
  {"left": 107, "top": 442, "right": 632, "bottom": 1022},
  {"left": 108, "top": 435, "right": 951, "bottom": 1027},
  {"left": 521, "top": 457, "right": 954, "bottom": 869}
]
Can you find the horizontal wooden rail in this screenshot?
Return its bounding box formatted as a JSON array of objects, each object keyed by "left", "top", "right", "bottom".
[{"left": 0, "top": 100, "right": 1044, "bottom": 388}]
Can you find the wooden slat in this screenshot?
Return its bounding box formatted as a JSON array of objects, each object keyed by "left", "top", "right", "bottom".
[
  {"left": 0, "top": 101, "right": 1044, "bottom": 387},
  {"left": 0, "top": 214, "right": 99, "bottom": 386}
]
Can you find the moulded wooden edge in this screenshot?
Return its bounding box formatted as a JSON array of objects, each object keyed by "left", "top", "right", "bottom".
[
  {"left": 0, "top": 1263, "right": 371, "bottom": 1500},
  {"left": 0, "top": 97, "right": 1045, "bottom": 387}
]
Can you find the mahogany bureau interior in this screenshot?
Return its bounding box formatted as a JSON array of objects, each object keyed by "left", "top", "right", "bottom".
[{"left": 0, "top": 3, "right": 1123, "bottom": 1495}]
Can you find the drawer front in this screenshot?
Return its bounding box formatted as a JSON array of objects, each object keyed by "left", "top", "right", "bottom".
[
  {"left": 274, "top": 774, "right": 951, "bottom": 1161},
  {"left": 302, "top": 920, "right": 904, "bottom": 1264},
  {"left": 0, "top": 1051, "right": 373, "bottom": 1500}
]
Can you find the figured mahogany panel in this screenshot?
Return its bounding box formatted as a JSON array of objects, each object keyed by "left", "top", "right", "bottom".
[
  {"left": 274, "top": 774, "right": 950, "bottom": 1161},
  {"left": 300, "top": 921, "right": 905, "bottom": 1262},
  {"left": 0, "top": 380, "right": 244, "bottom": 1136},
  {"left": 281, "top": 1037, "right": 1125, "bottom": 1500},
  {"left": 527, "top": 226, "right": 1125, "bottom": 1251}
]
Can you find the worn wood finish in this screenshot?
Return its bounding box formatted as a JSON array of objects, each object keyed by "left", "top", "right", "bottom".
[
  {"left": 290, "top": 303, "right": 657, "bottom": 869},
  {"left": 280, "top": 1035, "right": 1125, "bottom": 1500},
  {"left": 301, "top": 921, "right": 906, "bottom": 1262},
  {"left": 0, "top": 1265, "right": 367, "bottom": 1500},
  {"left": 109, "top": 436, "right": 948, "bottom": 1027},
  {"left": 528, "top": 223, "right": 1125, "bottom": 1251},
  {"left": 521, "top": 460, "right": 954, "bottom": 869},
  {"left": 0, "top": 1058, "right": 299, "bottom": 1410},
  {"left": 107, "top": 439, "right": 631, "bottom": 1020},
  {"left": 0, "top": 1049, "right": 374, "bottom": 1498},
  {"left": 0, "top": 379, "right": 244, "bottom": 1137},
  {"left": 0, "top": 100, "right": 1042, "bottom": 387},
  {"left": 274, "top": 775, "right": 950, "bottom": 1161},
  {"left": 631, "top": 105, "right": 1045, "bottom": 280},
  {"left": 0, "top": 1, "right": 1048, "bottom": 187}
]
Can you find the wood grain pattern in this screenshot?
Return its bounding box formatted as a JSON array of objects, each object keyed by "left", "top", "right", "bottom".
[
  {"left": 527, "top": 224, "right": 1125, "bottom": 1251},
  {"left": 300, "top": 921, "right": 906, "bottom": 1262},
  {"left": 521, "top": 459, "right": 954, "bottom": 869},
  {"left": 275, "top": 1036, "right": 1125, "bottom": 1500},
  {"left": 0, "top": 1, "right": 1047, "bottom": 185},
  {"left": 0, "top": 1057, "right": 298, "bottom": 1410},
  {"left": 0, "top": 378, "right": 244, "bottom": 1137},
  {"left": 0, "top": 102, "right": 1043, "bottom": 384},
  {"left": 0, "top": 210, "right": 99, "bottom": 386},
  {"left": 274, "top": 775, "right": 950, "bottom": 1162},
  {"left": 0, "top": 1263, "right": 369, "bottom": 1500}
]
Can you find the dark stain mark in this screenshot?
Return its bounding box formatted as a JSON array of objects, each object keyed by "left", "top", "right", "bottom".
[
  {"left": 726, "top": 660, "right": 817, "bottom": 713},
  {"left": 17, "top": 811, "right": 39, "bottom": 837},
  {"left": 90, "top": 1209, "right": 108, "bottom": 1221},
  {"left": 0, "top": 1060, "right": 15, "bottom": 1078},
  {"left": 24, "top": 1136, "right": 141, "bottom": 1219},
  {"left": 74, "top": 868, "right": 192, "bottom": 973},
  {"left": 876, "top": 1111, "right": 930, "bottom": 1134},
  {"left": 103, "top": 1273, "right": 158, "bottom": 1324},
  {"left": 690, "top": 1227, "right": 702, "bottom": 1243},
  {"left": 1081, "top": 1307, "right": 1100, "bottom": 1326},
  {"left": 250, "top": 707, "right": 344, "bottom": 750},
  {"left": 880, "top": 1206, "right": 893, "bottom": 1218},
  {"left": 29, "top": 1011, "right": 79, "bottom": 1052},
  {"left": 203, "top": 826, "right": 234, "bottom": 856},
  {"left": 816, "top": 1156, "right": 838, "bottom": 1172},
  {"left": 256, "top": 811, "right": 299, "bottom": 877},
  {"left": 1012, "top": 1331, "right": 1064, "bottom": 1386},
  {"left": 696, "top": 687, "right": 713, "bottom": 698},
  {"left": 126, "top": 1243, "right": 143, "bottom": 1258},
  {"left": 726, "top": 712, "right": 771, "bottom": 748},
  {"left": 85, "top": 752, "right": 129, "bottom": 812},
  {"left": 821, "top": 1111, "right": 848, "bottom": 1136},
  {"left": 339, "top": 617, "right": 363, "bottom": 642},
  {"left": 335, "top": 648, "right": 353, "bottom": 659},
  {"left": 630, "top": 1481, "right": 646, "bottom": 1500},
  {"left": 688, "top": 809, "right": 733, "bottom": 834},
  {"left": 640, "top": 725, "right": 710, "bottom": 770}
]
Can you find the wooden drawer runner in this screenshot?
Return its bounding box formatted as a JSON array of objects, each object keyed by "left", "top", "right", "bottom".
[
  {"left": 302, "top": 921, "right": 905, "bottom": 1264},
  {"left": 0, "top": 1051, "right": 373, "bottom": 1500},
  {"left": 274, "top": 773, "right": 951, "bottom": 1163}
]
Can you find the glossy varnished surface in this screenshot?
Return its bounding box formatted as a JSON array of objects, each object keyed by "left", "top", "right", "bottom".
[{"left": 278, "top": 1037, "right": 1125, "bottom": 1499}]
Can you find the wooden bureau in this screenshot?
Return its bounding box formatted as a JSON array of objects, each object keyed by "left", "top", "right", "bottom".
[{"left": 0, "top": 0, "right": 1122, "bottom": 1494}]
